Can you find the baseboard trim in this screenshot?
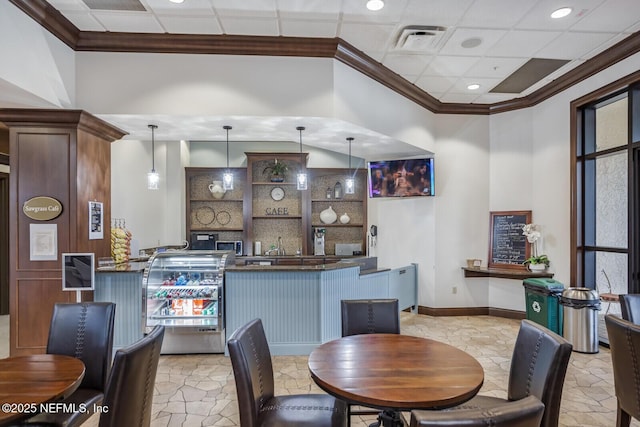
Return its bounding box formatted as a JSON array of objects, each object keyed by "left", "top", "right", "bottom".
[{"left": 418, "top": 305, "right": 525, "bottom": 319}]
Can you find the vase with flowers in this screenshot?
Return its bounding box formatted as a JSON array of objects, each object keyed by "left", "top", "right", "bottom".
[{"left": 522, "top": 223, "right": 550, "bottom": 271}]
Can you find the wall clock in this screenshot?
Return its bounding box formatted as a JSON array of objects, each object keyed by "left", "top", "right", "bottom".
[{"left": 270, "top": 187, "right": 285, "bottom": 201}]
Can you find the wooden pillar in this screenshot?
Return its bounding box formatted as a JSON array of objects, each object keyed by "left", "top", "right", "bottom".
[{"left": 0, "top": 109, "right": 126, "bottom": 356}]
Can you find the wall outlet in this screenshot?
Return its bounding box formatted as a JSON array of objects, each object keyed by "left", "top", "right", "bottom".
[{"left": 452, "top": 286, "right": 457, "bottom": 294}]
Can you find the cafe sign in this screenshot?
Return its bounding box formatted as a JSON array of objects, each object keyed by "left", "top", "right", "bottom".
[{"left": 23, "top": 196, "right": 63, "bottom": 221}]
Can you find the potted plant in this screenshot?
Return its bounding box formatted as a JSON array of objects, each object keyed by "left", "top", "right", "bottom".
[
  {"left": 522, "top": 223, "right": 550, "bottom": 271},
  {"left": 524, "top": 254, "right": 550, "bottom": 271},
  {"left": 263, "top": 159, "right": 288, "bottom": 182}
]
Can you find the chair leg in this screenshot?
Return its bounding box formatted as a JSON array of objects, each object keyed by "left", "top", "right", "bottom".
[{"left": 616, "top": 404, "right": 631, "bottom": 427}]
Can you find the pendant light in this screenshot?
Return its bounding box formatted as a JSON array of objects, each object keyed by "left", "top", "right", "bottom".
[
  {"left": 296, "top": 126, "right": 307, "bottom": 190},
  {"left": 223, "top": 125, "right": 233, "bottom": 190},
  {"left": 345, "top": 137, "right": 355, "bottom": 194},
  {"left": 147, "top": 124, "right": 159, "bottom": 190}
]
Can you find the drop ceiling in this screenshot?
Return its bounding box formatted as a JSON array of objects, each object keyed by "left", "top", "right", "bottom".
[{"left": 8, "top": 0, "right": 640, "bottom": 158}]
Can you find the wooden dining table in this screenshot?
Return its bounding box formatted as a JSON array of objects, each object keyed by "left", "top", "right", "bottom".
[
  {"left": 0, "top": 354, "right": 85, "bottom": 426},
  {"left": 308, "top": 334, "right": 484, "bottom": 426}
]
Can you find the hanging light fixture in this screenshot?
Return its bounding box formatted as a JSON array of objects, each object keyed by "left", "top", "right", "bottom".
[
  {"left": 223, "top": 125, "right": 233, "bottom": 190},
  {"left": 147, "top": 124, "right": 159, "bottom": 190},
  {"left": 296, "top": 126, "right": 307, "bottom": 190},
  {"left": 345, "top": 137, "right": 355, "bottom": 194}
]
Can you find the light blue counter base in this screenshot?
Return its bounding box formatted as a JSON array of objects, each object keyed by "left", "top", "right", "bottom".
[
  {"left": 94, "top": 271, "right": 144, "bottom": 351},
  {"left": 225, "top": 264, "right": 417, "bottom": 355}
]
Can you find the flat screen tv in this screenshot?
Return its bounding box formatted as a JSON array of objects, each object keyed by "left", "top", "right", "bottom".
[
  {"left": 62, "top": 253, "right": 95, "bottom": 291},
  {"left": 368, "top": 158, "right": 435, "bottom": 198}
]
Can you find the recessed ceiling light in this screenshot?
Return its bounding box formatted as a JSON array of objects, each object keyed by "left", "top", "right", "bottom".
[
  {"left": 366, "top": 0, "right": 385, "bottom": 11},
  {"left": 550, "top": 7, "right": 572, "bottom": 19},
  {"left": 169, "top": 0, "right": 184, "bottom": 4},
  {"left": 467, "top": 83, "right": 480, "bottom": 90}
]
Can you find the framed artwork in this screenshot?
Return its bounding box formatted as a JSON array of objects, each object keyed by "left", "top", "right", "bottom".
[
  {"left": 89, "top": 201, "right": 103, "bottom": 240},
  {"left": 30, "top": 223, "right": 57, "bottom": 261}
]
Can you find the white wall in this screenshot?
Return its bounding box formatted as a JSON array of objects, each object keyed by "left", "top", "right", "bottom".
[
  {"left": 486, "top": 51, "right": 640, "bottom": 310},
  {"left": 0, "top": 2, "right": 75, "bottom": 108}
]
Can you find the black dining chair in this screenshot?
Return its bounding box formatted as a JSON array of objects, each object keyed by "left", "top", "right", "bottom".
[
  {"left": 340, "top": 299, "right": 400, "bottom": 427},
  {"left": 23, "top": 302, "right": 115, "bottom": 427},
  {"left": 228, "top": 318, "right": 347, "bottom": 427},
  {"left": 98, "top": 324, "right": 164, "bottom": 427},
  {"left": 619, "top": 294, "right": 640, "bottom": 324},
  {"left": 449, "top": 319, "right": 572, "bottom": 427},
  {"left": 605, "top": 314, "right": 640, "bottom": 427},
  {"left": 341, "top": 299, "right": 400, "bottom": 337},
  {"left": 410, "top": 395, "right": 545, "bottom": 427}
]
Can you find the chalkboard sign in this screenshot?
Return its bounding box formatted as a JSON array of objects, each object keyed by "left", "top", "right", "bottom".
[{"left": 488, "top": 211, "right": 531, "bottom": 269}]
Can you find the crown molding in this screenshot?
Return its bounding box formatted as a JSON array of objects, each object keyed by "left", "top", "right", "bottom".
[{"left": 9, "top": 0, "right": 640, "bottom": 116}]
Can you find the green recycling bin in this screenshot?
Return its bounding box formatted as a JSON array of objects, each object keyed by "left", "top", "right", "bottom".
[{"left": 523, "top": 278, "right": 565, "bottom": 335}]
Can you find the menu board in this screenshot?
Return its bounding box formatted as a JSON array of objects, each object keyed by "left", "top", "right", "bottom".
[{"left": 488, "top": 211, "right": 531, "bottom": 269}]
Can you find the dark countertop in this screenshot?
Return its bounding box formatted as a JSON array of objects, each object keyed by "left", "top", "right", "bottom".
[
  {"left": 97, "top": 261, "right": 148, "bottom": 273},
  {"left": 226, "top": 262, "right": 359, "bottom": 272}
]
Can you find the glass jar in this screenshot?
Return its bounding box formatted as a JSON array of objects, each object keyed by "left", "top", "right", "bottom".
[{"left": 334, "top": 181, "right": 342, "bottom": 199}]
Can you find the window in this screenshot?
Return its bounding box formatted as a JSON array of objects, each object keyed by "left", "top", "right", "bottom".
[{"left": 572, "top": 74, "right": 640, "bottom": 300}]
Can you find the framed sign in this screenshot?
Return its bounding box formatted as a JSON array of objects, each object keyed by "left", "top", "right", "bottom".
[
  {"left": 488, "top": 210, "right": 532, "bottom": 269},
  {"left": 89, "top": 201, "right": 103, "bottom": 240}
]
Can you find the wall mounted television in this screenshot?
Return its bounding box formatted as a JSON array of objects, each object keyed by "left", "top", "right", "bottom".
[{"left": 368, "top": 158, "right": 435, "bottom": 198}]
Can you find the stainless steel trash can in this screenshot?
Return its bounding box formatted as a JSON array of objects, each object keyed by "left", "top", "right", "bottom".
[{"left": 560, "top": 288, "right": 601, "bottom": 353}]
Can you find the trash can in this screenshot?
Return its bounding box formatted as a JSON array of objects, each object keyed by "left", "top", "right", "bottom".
[
  {"left": 560, "top": 288, "right": 601, "bottom": 353},
  {"left": 522, "top": 278, "right": 565, "bottom": 335}
]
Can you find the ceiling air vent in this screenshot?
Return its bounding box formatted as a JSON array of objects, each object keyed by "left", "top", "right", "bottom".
[{"left": 395, "top": 26, "right": 448, "bottom": 52}]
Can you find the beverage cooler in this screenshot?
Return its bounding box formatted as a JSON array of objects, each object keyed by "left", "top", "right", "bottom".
[{"left": 143, "top": 250, "right": 235, "bottom": 354}]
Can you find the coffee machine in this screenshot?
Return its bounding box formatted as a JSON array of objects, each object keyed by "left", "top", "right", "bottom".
[{"left": 313, "top": 228, "right": 326, "bottom": 256}]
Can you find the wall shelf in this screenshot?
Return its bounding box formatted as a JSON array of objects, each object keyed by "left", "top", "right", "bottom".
[{"left": 462, "top": 267, "right": 554, "bottom": 279}]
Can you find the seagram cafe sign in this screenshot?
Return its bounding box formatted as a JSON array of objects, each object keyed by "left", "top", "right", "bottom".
[{"left": 23, "top": 196, "right": 63, "bottom": 221}]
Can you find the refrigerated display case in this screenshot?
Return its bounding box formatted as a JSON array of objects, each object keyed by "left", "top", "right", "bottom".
[{"left": 143, "top": 250, "right": 234, "bottom": 354}]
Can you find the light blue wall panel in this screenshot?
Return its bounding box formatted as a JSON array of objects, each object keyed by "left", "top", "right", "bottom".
[{"left": 94, "top": 272, "right": 144, "bottom": 350}]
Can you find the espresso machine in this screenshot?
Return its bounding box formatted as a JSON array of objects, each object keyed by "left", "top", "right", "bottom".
[{"left": 313, "top": 228, "right": 326, "bottom": 256}]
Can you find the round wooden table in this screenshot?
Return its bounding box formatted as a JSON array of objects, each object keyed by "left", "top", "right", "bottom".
[
  {"left": 308, "top": 334, "right": 484, "bottom": 411},
  {"left": 0, "top": 354, "right": 85, "bottom": 426}
]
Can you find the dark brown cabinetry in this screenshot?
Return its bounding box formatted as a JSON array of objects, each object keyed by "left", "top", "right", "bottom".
[
  {"left": 0, "top": 109, "right": 126, "bottom": 356},
  {"left": 185, "top": 153, "right": 367, "bottom": 256}
]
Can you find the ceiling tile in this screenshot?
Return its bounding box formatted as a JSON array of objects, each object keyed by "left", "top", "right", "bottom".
[
  {"left": 219, "top": 17, "right": 279, "bottom": 36},
  {"left": 91, "top": 11, "right": 164, "bottom": 32},
  {"left": 403, "top": 0, "right": 474, "bottom": 27},
  {"left": 422, "top": 56, "right": 479, "bottom": 77},
  {"left": 144, "top": 0, "right": 214, "bottom": 15},
  {"left": 212, "top": 0, "right": 277, "bottom": 18},
  {"left": 458, "top": 0, "right": 536, "bottom": 28},
  {"left": 448, "top": 76, "right": 503, "bottom": 94},
  {"left": 571, "top": 0, "right": 640, "bottom": 32},
  {"left": 486, "top": 30, "right": 561, "bottom": 57},
  {"left": 276, "top": 0, "right": 341, "bottom": 20},
  {"left": 339, "top": 22, "right": 397, "bottom": 52},
  {"left": 46, "top": 0, "right": 90, "bottom": 11},
  {"left": 583, "top": 33, "right": 630, "bottom": 58},
  {"left": 438, "top": 28, "right": 508, "bottom": 56},
  {"left": 280, "top": 20, "right": 337, "bottom": 37},
  {"left": 514, "top": 0, "right": 606, "bottom": 31},
  {"left": 414, "top": 75, "right": 457, "bottom": 93},
  {"left": 342, "top": 0, "right": 408, "bottom": 24},
  {"left": 56, "top": 10, "right": 106, "bottom": 30},
  {"left": 463, "top": 57, "right": 528, "bottom": 79},
  {"left": 536, "top": 31, "right": 618, "bottom": 60},
  {"left": 156, "top": 15, "right": 222, "bottom": 35},
  {"left": 382, "top": 53, "right": 432, "bottom": 76}
]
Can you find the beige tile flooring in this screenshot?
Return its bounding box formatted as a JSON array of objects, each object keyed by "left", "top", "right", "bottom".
[{"left": 1, "top": 313, "right": 636, "bottom": 426}]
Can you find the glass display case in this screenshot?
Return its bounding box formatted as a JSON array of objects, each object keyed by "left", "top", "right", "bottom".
[{"left": 143, "top": 250, "right": 235, "bottom": 354}]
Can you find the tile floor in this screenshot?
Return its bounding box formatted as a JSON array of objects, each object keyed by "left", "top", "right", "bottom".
[{"left": 1, "top": 313, "right": 636, "bottom": 426}]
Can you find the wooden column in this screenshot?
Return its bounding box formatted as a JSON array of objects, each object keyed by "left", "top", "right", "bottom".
[{"left": 0, "top": 109, "right": 126, "bottom": 356}]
